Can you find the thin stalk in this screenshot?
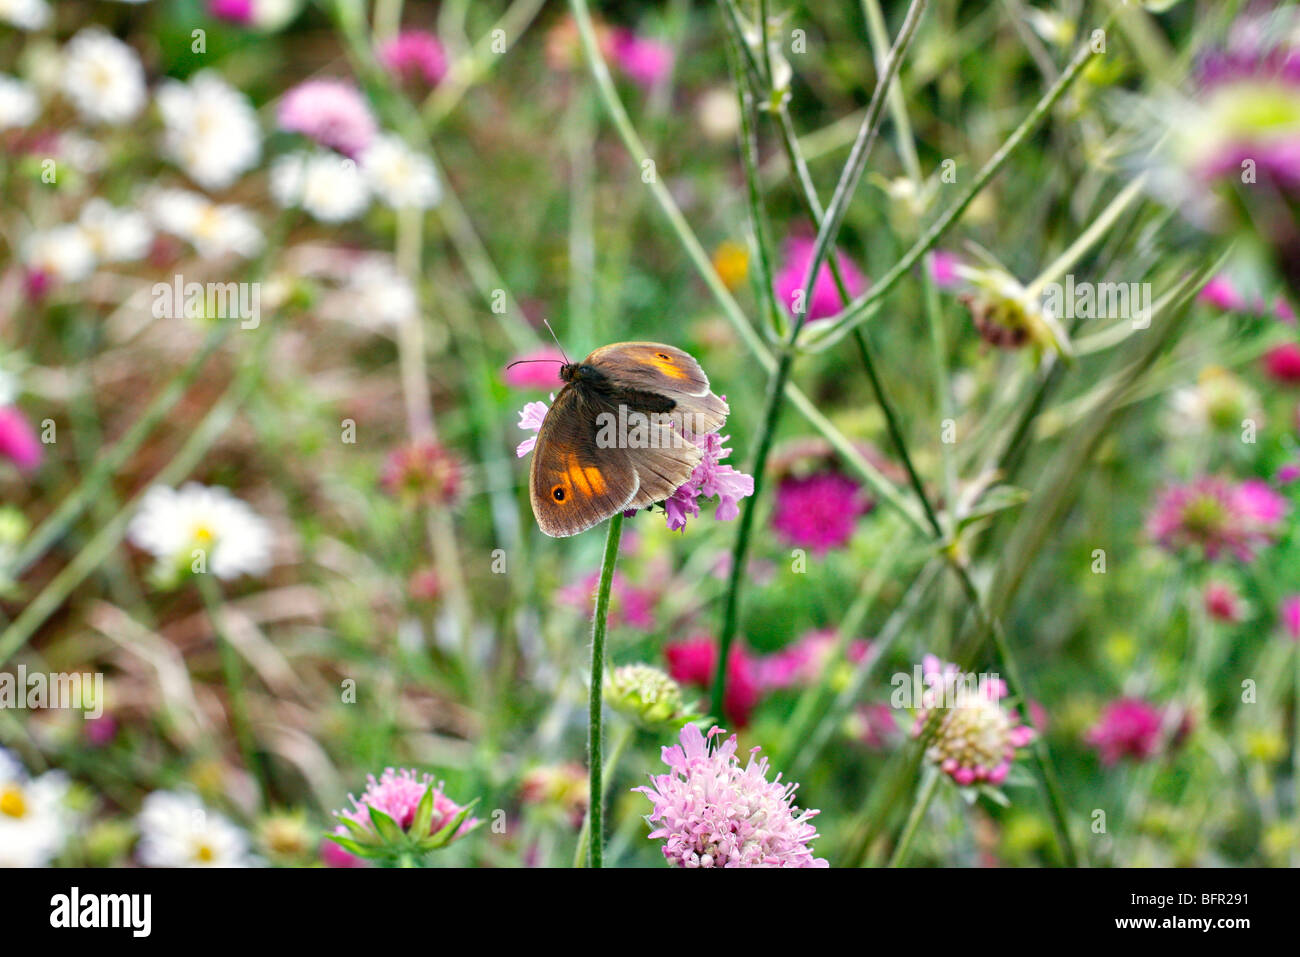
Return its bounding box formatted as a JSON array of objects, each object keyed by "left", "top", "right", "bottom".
[
  {"left": 585, "top": 512, "right": 623, "bottom": 868},
  {"left": 888, "top": 766, "right": 940, "bottom": 867},
  {"left": 574, "top": 722, "right": 632, "bottom": 868},
  {"left": 197, "top": 573, "right": 268, "bottom": 803}
]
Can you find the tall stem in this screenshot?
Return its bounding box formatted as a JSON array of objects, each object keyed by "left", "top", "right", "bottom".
[
  {"left": 888, "top": 767, "right": 939, "bottom": 867},
  {"left": 586, "top": 512, "right": 623, "bottom": 868}
]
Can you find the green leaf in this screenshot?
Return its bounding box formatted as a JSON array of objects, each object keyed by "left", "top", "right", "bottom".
[
  {"left": 409, "top": 783, "right": 435, "bottom": 839},
  {"left": 418, "top": 800, "right": 480, "bottom": 851},
  {"left": 335, "top": 813, "right": 378, "bottom": 844},
  {"left": 367, "top": 805, "right": 404, "bottom": 845}
]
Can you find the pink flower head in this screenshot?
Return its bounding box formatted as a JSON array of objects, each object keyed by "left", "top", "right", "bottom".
[
  {"left": 277, "top": 79, "right": 377, "bottom": 158},
  {"left": 851, "top": 703, "right": 900, "bottom": 750},
  {"left": 1263, "top": 342, "right": 1300, "bottom": 384},
  {"left": 208, "top": 0, "right": 254, "bottom": 24},
  {"left": 1199, "top": 274, "right": 1247, "bottom": 311},
  {"left": 911, "top": 655, "right": 1034, "bottom": 787},
  {"left": 665, "top": 636, "right": 760, "bottom": 728},
  {"left": 379, "top": 30, "right": 448, "bottom": 87},
  {"left": 558, "top": 570, "right": 656, "bottom": 629},
  {"left": 771, "top": 470, "right": 872, "bottom": 554},
  {"left": 1085, "top": 698, "right": 1187, "bottom": 765},
  {"left": 337, "top": 768, "right": 477, "bottom": 843},
  {"left": 662, "top": 432, "right": 754, "bottom": 532},
  {"left": 1276, "top": 461, "right": 1300, "bottom": 485},
  {"left": 515, "top": 399, "right": 550, "bottom": 458},
  {"left": 0, "top": 407, "right": 42, "bottom": 471},
  {"left": 928, "top": 250, "right": 963, "bottom": 289},
  {"left": 1280, "top": 595, "right": 1300, "bottom": 641},
  {"left": 1204, "top": 580, "right": 1244, "bottom": 623},
  {"left": 635, "top": 723, "right": 828, "bottom": 867},
  {"left": 381, "top": 439, "right": 462, "bottom": 506},
  {"left": 1146, "top": 475, "right": 1287, "bottom": 562},
  {"left": 772, "top": 237, "right": 868, "bottom": 322},
  {"left": 504, "top": 348, "right": 565, "bottom": 391},
  {"left": 755, "top": 628, "right": 870, "bottom": 690},
  {"left": 609, "top": 29, "right": 673, "bottom": 88}
]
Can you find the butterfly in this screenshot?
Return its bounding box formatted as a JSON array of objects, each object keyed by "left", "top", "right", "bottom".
[{"left": 525, "top": 342, "right": 728, "bottom": 537}]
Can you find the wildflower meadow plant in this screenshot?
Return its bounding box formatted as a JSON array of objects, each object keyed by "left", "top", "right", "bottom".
[{"left": 4, "top": 0, "right": 1300, "bottom": 892}]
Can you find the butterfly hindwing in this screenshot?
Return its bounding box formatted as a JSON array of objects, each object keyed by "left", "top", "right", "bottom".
[{"left": 584, "top": 342, "right": 729, "bottom": 437}]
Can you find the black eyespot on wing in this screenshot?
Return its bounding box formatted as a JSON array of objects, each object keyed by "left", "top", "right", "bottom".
[{"left": 552, "top": 486, "right": 566, "bottom": 502}]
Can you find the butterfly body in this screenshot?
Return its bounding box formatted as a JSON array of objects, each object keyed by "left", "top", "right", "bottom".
[{"left": 528, "top": 342, "right": 728, "bottom": 538}]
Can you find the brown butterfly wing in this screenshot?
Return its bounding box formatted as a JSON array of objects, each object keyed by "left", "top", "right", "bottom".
[
  {"left": 583, "top": 342, "right": 729, "bottom": 437},
  {"left": 529, "top": 385, "right": 641, "bottom": 538}
]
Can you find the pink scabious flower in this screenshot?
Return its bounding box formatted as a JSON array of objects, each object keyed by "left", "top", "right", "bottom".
[
  {"left": 609, "top": 29, "right": 674, "bottom": 88},
  {"left": 277, "top": 79, "right": 377, "bottom": 158},
  {"left": 1085, "top": 698, "right": 1184, "bottom": 765},
  {"left": 0, "top": 407, "right": 42, "bottom": 471},
  {"left": 378, "top": 30, "right": 448, "bottom": 87},
  {"left": 850, "top": 703, "right": 900, "bottom": 750},
  {"left": 1280, "top": 595, "right": 1300, "bottom": 640},
  {"left": 1146, "top": 476, "right": 1287, "bottom": 561},
  {"left": 635, "top": 723, "right": 828, "bottom": 868},
  {"left": 755, "top": 628, "right": 871, "bottom": 690},
  {"left": 504, "top": 348, "right": 565, "bottom": 391},
  {"left": 662, "top": 432, "right": 754, "bottom": 532},
  {"left": 558, "top": 570, "right": 656, "bottom": 629},
  {"left": 664, "top": 636, "right": 761, "bottom": 728},
  {"left": 772, "top": 236, "right": 868, "bottom": 322},
  {"left": 771, "top": 470, "right": 872, "bottom": 554},
  {"left": 381, "top": 439, "right": 462, "bottom": 506},
  {"left": 911, "top": 655, "right": 1034, "bottom": 788},
  {"left": 1263, "top": 342, "right": 1300, "bottom": 384},
  {"left": 337, "top": 768, "right": 477, "bottom": 843},
  {"left": 1204, "top": 580, "right": 1244, "bottom": 623}
]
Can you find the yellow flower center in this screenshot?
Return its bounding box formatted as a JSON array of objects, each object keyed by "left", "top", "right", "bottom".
[
  {"left": 0, "top": 785, "right": 27, "bottom": 819},
  {"left": 192, "top": 524, "right": 215, "bottom": 546},
  {"left": 194, "top": 841, "right": 215, "bottom": 863}
]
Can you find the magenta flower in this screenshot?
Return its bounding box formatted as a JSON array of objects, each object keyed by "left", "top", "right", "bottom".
[
  {"left": 515, "top": 399, "right": 550, "bottom": 458},
  {"left": 1263, "top": 342, "right": 1300, "bottom": 384},
  {"left": 911, "top": 655, "right": 1035, "bottom": 787},
  {"left": 1204, "top": 581, "right": 1244, "bottom": 623},
  {"left": 0, "top": 406, "right": 42, "bottom": 471},
  {"left": 772, "top": 237, "right": 868, "bottom": 322},
  {"left": 1199, "top": 274, "right": 1247, "bottom": 311},
  {"left": 504, "top": 348, "right": 565, "bottom": 391},
  {"left": 771, "top": 470, "right": 872, "bottom": 554},
  {"left": 1085, "top": 698, "right": 1190, "bottom": 765},
  {"left": 609, "top": 29, "right": 673, "bottom": 88},
  {"left": 1146, "top": 476, "right": 1287, "bottom": 562},
  {"left": 851, "top": 703, "right": 900, "bottom": 750},
  {"left": 664, "top": 636, "right": 761, "bottom": 728},
  {"left": 1280, "top": 595, "right": 1300, "bottom": 641},
  {"left": 635, "top": 723, "right": 828, "bottom": 867},
  {"left": 277, "top": 79, "right": 377, "bottom": 158},
  {"left": 379, "top": 30, "right": 448, "bottom": 87},
  {"left": 208, "top": 0, "right": 254, "bottom": 24},
  {"left": 380, "top": 439, "right": 462, "bottom": 506}
]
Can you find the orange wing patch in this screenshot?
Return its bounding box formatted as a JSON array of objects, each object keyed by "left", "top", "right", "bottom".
[
  {"left": 646, "top": 351, "right": 689, "bottom": 379},
  {"left": 564, "top": 457, "right": 608, "bottom": 497}
]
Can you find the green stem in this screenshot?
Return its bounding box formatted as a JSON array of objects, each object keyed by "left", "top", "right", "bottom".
[
  {"left": 888, "top": 766, "right": 940, "bottom": 867},
  {"left": 574, "top": 722, "right": 632, "bottom": 868},
  {"left": 585, "top": 512, "right": 623, "bottom": 868},
  {"left": 197, "top": 572, "right": 268, "bottom": 804}
]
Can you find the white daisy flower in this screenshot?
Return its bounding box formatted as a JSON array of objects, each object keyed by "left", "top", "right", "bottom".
[
  {"left": 62, "top": 29, "right": 147, "bottom": 126},
  {"left": 347, "top": 257, "right": 418, "bottom": 327},
  {"left": 156, "top": 70, "right": 261, "bottom": 190},
  {"left": 135, "top": 791, "right": 256, "bottom": 868},
  {"left": 148, "top": 189, "right": 264, "bottom": 260},
  {"left": 0, "top": 75, "right": 38, "bottom": 131},
  {"left": 22, "top": 226, "right": 96, "bottom": 283},
  {"left": 270, "top": 150, "right": 370, "bottom": 222},
  {"left": 0, "top": 747, "right": 73, "bottom": 868},
  {"left": 0, "top": 0, "right": 50, "bottom": 31},
  {"left": 359, "top": 134, "right": 442, "bottom": 210},
  {"left": 78, "top": 199, "right": 152, "bottom": 263},
  {"left": 128, "top": 483, "right": 272, "bottom": 580}
]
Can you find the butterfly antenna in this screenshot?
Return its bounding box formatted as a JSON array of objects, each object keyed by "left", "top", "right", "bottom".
[{"left": 542, "top": 319, "right": 571, "bottom": 365}]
